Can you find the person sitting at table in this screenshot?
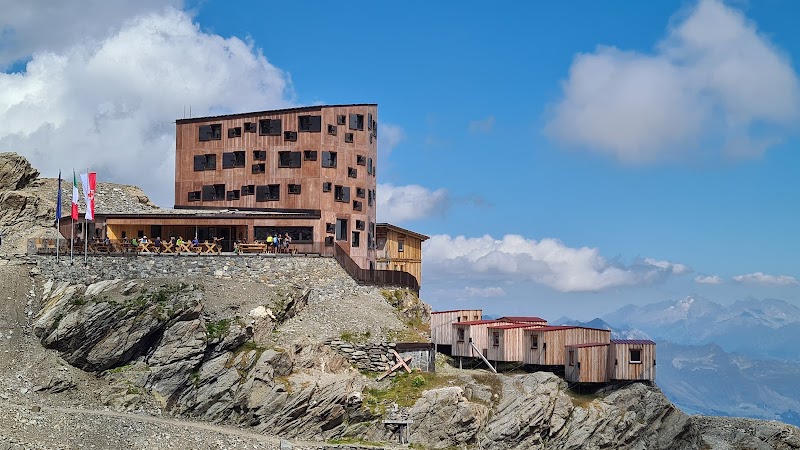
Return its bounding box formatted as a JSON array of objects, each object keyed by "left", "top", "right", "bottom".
[
  {"left": 192, "top": 237, "right": 199, "bottom": 246},
  {"left": 141, "top": 235, "right": 149, "bottom": 244},
  {"left": 131, "top": 237, "right": 138, "bottom": 247},
  {"left": 103, "top": 236, "right": 111, "bottom": 246},
  {"left": 265, "top": 234, "right": 273, "bottom": 252},
  {"left": 154, "top": 236, "right": 162, "bottom": 253}
]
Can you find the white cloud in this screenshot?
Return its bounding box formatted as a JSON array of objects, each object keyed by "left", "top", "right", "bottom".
[
  {"left": 545, "top": 0, "right": 800, "bottom": 163},
  {"left": 641, "top": 258, "right": 692, "bottom": 275},
  {"left": 377, "top": 184, "right": 449, "bottom": 223},
  {"left": 695, "top": 275, "right": 724, "bottom": 285},
  {"left": 424, "top": 234, "right": 687, "bottom": 293},
  {"left": 468, "top": 116, "right": 495, "bottom": 134},
  {"left": 464, "top": 286, "right": 506, "bottom": 298},
  {"left": 0, "top": 7, "right": 292, "bottom": 206},
  {"left": 378, "top": 123, "right": 405, "bottom": 158},
  {"left": 732, "top": 272, "right": 799, "bottom": 286}
]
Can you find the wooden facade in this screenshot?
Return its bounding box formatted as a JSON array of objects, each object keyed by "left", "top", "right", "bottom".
[
  {"left": 485, "top": 324, "right": 531, "bottom": 362},
  {"left": 375, "top": 223, "right": 429, "bottom": 285},
  {"left": 608, "top": 339, "right": 656, "bottom": 382},
  {"left": 564, "top": 343, "right": 610, "bottom": 383},
  {"left": 173, "top": 104, "right": 378, "bottom": 269},
  {"left": 430, "top": 310, "right": 482, "bottom": 347},
  {"left": 523, "top": 326, "right": 611, "bottom": 366},
  {"left": 451, "top": 320, "right": 510, "bottom": 358}
]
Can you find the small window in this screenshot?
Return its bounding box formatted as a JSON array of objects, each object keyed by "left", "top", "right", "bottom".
[
  {"left": 352, "top": 231, "right": 360, "bottom": 247},
  {"left": 199, "top": 124, "right": 222, "bottom": 141},
  {"left": 367, "top": 189, "right": 374, "bottom": 206},
  {"left": 321, "top": 151, "right": 337, "bottom": 168},
  {"left": 344, "top": 133, "right": 354, "bottom": 143},
  {"left": 227, "top": 127, "right": 242, "bottom": 138},
  {"left": 372, "top": 120, "right": 377, "bottom": 135},
  {"left": 348, "top": 167, "right": 357, "bottom": 178},
  {"left": 531, "top": 334, "right": 538, "bottom": 349},
  {"left": 492, "top": 332, "right": 500, "bottom": 347},
  {"left": 355, "top": 220, "right": 365, "bottom": 231},
  {"left": 334, "top": 185, "right": 350, "bottom": 203},
  {"left": 288, "top": 184, "right": 301, "bottom": 194},
  {"left": 630, "top": 349, "right": 642, "bottom": 363},
  {"left": 226, "top": 190, "right": 240, "bottom": 200},
  {"left": 336, "top": 114, "right": 346, "bottom": 125},
  {"left": 349, "top": 114, "right": 364, "bottom": 131},
  {"left": 457, "top": 328, "right": 465, "bottom": 342},
  {"left": 244, "top": 122, "right": 257, "bottom": 133},
  {"left": 367, "top": 113, "right": 373, "bottom": 130},
  {"left": 255, "top": 184, "right": 280, "bottom": 201},
  {"left": 398, "top": 239, "right": 404, "bottom": 252},
  {"left": 324, "top": 236, "right": 334, "bottom": 246},
  {"left": 284, "top": 131, "right": 298, "bottom": 141},
  {"left": 252, "top": 163, "right": 265, "bottom": 174},
  {"left": 278, "top": 151, "right": 301, "bottom": 168},
  {"left": 356, "top": 187, "right": 365, "bottom": 198},
  {"left": 222, "top": 151, "right": 246, "bottom": 169},
  {"left": 188, "top": 191, "right": 201, "bottom": 202},
  {"left": 298, "top": 115, "right": 322, "bottom": 132},
  {"left": 568, "top": 349, "right": 575, "bottom": 366},
  {"left": 325, "top": 223, "right": 335, "bottom": 234},
  {"left": 304, "top": 150, "right": 317, "bottom": 161},
  {"left": 202, "top": 184, "right": 225, "bottom": 201},
  {"left": 253, "top": 150, "right": 266, "bottom": 161},
  {"left": 322, "top": 182, "right": 332, "bottom": 192},
  {"left": 241, "top": 185, "right": 255, "bottom": 196},
  {"left": 259, "top": 118, "right": 282, "bottom": 136},
  {"left": 193, "top": 154, "right": 216, "bottom": 171},
  {"left": 327, "top": 124, "right": 337, "bottom": 135},
  {"left": 356, "top": 155, "right": 366, "bottom": 166},
  {"left": 367, "top": 157, "right": 374, "bottom": 174},
  {"left": 353, "top": 200, "right": 362, "bottom": 211},
  {"left": 369, "top": 134, "right": 373, "bottom": 144}
]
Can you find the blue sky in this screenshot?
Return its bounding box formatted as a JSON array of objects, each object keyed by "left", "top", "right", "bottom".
[{"left": 2, "top": 0, "right": 800, "bottom": 319}]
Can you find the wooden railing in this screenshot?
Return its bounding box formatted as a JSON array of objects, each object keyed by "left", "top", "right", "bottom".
[{"left": 333, "top": 242, "right": 420, "bottom": 294}]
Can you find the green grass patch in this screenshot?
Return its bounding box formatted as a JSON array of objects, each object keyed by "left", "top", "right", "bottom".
[
  {"left": 70, "top": 295, "right": 87, "bottom": 306},
  {"left": 365, "top": 372, "right": 460, "bottom": 409},
  {"left": 565, "top": 388, "right": 600, "bottom": 408},
  {"left": 340, "top": 330, "right": 372, "bottom": 344},
  {"left": 206, "top": 318, "right": 231, "bottom": 340},
  {"left": 106, "top": 364, "right": 134, "bottom": 374}
]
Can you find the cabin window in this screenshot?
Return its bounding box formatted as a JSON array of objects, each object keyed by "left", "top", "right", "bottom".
[
  {"left": 278, "top": 151, "right": 301, "bottom": 168},
  {"left": 326, "top": 223, "right": 335, "bottom": 234},
  {"left": 344, "top": 132, "right": 354, "bottom": 143},
  {"left": 337, "top": 115, "right": 346, "bottom": 125},
  {"left": 222, "top": 151, "right": 245, "bottom": 169},
  {"left": 368, "top": 189, "right": 374, "bottom": 207},
  {"left": 241, "top": 185, "right": 255, "bottom": 196},
  {"left": 334, "top": 185, "right": 350, "bottom": 203},
  {"left": 321, "top": 151, "right": 337, "bottom": 168},
  {"left": 284, "top": 131, "right": 298, "bottom": 141},
  {"left": 322, "top": 182, "right": 332, "bottom": 192},
  {"left": 352, "top": 231, "right": 360, "bottom": 247},
  {"left": 492, "top": 332, "right": 500, "bottom": 347},
  {"left": 457, "top": 328, "right": 465, "bottom": 342},
  {"left": 202, "top": 184, "right": 225, "bottom": 201},
  {"left": 327, "top": 124, "right": 338, "bottom": 135},
  {"left": 348, "top": 167, "right": 357, "bottom": 178},
  {"left": 568, "top": 349, "right": 575, "bottom": 366},
  {"left": 367, "top": 157, "right": 374, "bottom": 175},
  {"left": 288, "top": 184, "right": 301, "bottom": 195},
  {"left": 349, "top": 114, "right": 364, "bottom": 130},
  {"left": 368, "top": 113, "right": 373, "bottom": 130},
  {"left": 254, "top": 226, "right": 312, "bottom": 243},
  {"left": 227, "top": 127, "right": 242, "bottom": 138},
  {"left": 253, "top": 150, "right": 267, "bottom": 161},
  {"left": 398, "top": 240, "right": 405, "bottom": 252},
  {"left": 193, "top": 154, "right": 216, "bottom": 171},
  {"left": 630, "top": 349, "right": 642, "bottom": 364},
  {"left": 252, "top": 163, "right": 265, "bottom": 174},
  {"left": 259, "top": 118, "right": 282, "bottom": 136},
  {"left": 188, "top": 191, "right": 201, "bottom": 202},
  {"left": 355, "top": 220, "right": 365, "bottom": 231},
  {"left": 304, "top": 150, "right": 317, "bottom": 161},
  {"left": 199, "top": 124, "right": 222, "bottom": 141},
  {"left": 244, "top": 122, "right": 257, "bottom": 133},
  {"left": 356, "top": 155, "right": 366, "bottom": 166},
  {"left": 255, "top": 184, "right": 280, "bottom": 201},
  {"left": 530, "top": 334, "right": 538, "bottom": 349},
  {"left": 325, "top": 236, "right": 334, "bottom": 246},
  {"left": 353, "top": 200, "right": 362, "bottom": 211},
  {"left": 298, "top": 115, "right": 322, "bottom": 132},
  {"left": 356, "top": 187, "right": 365, "bottom": 198},
  {"left": 226, "top": 190, "right": 240, "bottom": 200}
]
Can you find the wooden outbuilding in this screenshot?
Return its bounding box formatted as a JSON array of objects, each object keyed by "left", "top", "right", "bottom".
[
  {"left": 430, "top": 310, "right": 482, "bottom": 350},
  {"left": 564, "top": 343, "right": 610, "bottom": 383},
  {"left": 485, "top": 324, "right": 534, "bottom": 362},
  {"left": 608, "top": 339, "right": 656, "bottom": 382},
  {"left": 451, "top": 320, "right": 511, "bottom": 358},
  {"left": 523, "top": 326, "right": 611, "bottom": 366},
  {"left": 375, "top": 223, "right": 429, "bottom": 286}
]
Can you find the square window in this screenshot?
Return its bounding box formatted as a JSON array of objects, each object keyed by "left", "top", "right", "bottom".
[
  {"left": 226, "top": 190, "right": 241, "bottom": 200},
  {"left": 325, "top": 236, "right": 334, "bottom": 246},
  {"left": 327, "top": 124, "right": 337, "bottom": 136},
  {"left": 348, "top": 167, "right": 357, "bottom": 178},
  {"left": 355, "top": 220, "right": 365, "bottom": 230},
  {"left": 321, "top": 151, "right": 337, "bottom": 168},
  {"left": 253, "top": 150, "right": 266, "bottom": 161},
  {"left": 356, "top": 187, "right": 365, "bottom": 198},
  {"left": 352, "top": 231, "right": 360, "bottom": 247},
  {"left": 241, "top": 185, "right": 255, "bottom": 196},
  {"left": 356, "top": 155, "right": 366, "bottom": 166},
  {"left": 398, "top": 239, "right": 404, "bottom": 252},
  {"left": 344, "top": 133, "right": 354, "bottom": 143},
  {"left": 284, "top": 131, "right": 298, "bottom": 141},
  {"left": 188, "top": 191, "right": 201, "bottom": 202},
  {"left": 255, "top": 184, "right": 280, "bottom": 201},
  {"left": 259, "top": 118, "right": 282, "bottom": 136},
  {"left": 278, "top": 151, "right": 301, "bottom": 168},
  {"left": 353, "top": 200, "right": 362, "bottom": 211},
  {"left": 492, "top": 332, "right": 500, "bottom": 347},
  {"left": 193, "top": 154, "right": 216, "bottom": 171},
  {"left": 322, "top": 182, "right": 332, "bottom": 192},
  {"left": 244, "top": 122, "right": 257, "bottom": 133},
  {"left": 334, "top": 185, "right": 350, "bottom": 203},
  {"left": 227, "top": 127, "right": 242, "bottom": 138},
  {"left": 630, "top": 349, "right": 642, "bottom": 363},
  {"left": 202, "top": 184, "right": 225, "bottom": 201},
  {"left": 349, "top": 114, "right": 364, "bottom": 131},
  {"left": 288, "top": 184, "right": 301, "bottom": 194},
  {"left": 336, "top": 115, "right": 346, "bottom": 125},
  {"left": 326, "top": 223, "right": 335, "bottom": 234},
  {"left": 252, "top": 163, "right": 265, "bottom": 174},
  {"left": 298, "top": 115, "right": 322, "bottom": 132},
  {"left": 199, "top": 124, "right": 222, "bottom": 141},
  {"left": 222, "top": 151, "right": 246, "bottom": 169},
  {"left": 304, "top": 150, "right": 317, "bottom": 161}
]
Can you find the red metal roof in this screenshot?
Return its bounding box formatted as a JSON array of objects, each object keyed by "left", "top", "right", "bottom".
[
  {"left": 453, "top": 320, "right": 507, "bottom": 326},
  {"left": 527, "top": 325, "right": 611, "bottom": 332},
  {"left": 431, "top": 309, "right": 481, "bottom": 315},
  {"left": 566, "top": 342, "right": 609, "bottom": 348},
  {"left": 498, "top": 316, "right": 547, "bottom": 323},
  {"left": 488, "top": 323, "right": 536, "bottom": 330},
  {"left": 611, "top": 339, "right": 656, "bottom": 345}
]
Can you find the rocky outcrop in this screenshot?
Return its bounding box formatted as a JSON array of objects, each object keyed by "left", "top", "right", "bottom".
[{"left": 0, "top": 152, "right": 39, "bottom": 192}]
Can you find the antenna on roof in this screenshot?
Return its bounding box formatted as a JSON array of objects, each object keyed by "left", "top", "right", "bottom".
[
  {"left": 189, "top": 105, "right": 192, "bottom": 118},
  {"left": 183, "top": 105, "right": 186, "bottom": 119}
]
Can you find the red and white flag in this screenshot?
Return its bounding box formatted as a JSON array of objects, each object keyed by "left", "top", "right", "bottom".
[
  {"left": 80, "top": 172, "right": 96, "bottom": 221},
  {"left": 71, "top": 171, "right": 79, "bottom": 220}
]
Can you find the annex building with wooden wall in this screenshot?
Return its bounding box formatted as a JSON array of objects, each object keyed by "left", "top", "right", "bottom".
[{"left": 375, "top": 223, "right": 428, "bottom": 285}]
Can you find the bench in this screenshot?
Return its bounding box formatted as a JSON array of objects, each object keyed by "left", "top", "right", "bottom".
[{"left": 238, "top": 243, "right": 267, "bottom": 253}]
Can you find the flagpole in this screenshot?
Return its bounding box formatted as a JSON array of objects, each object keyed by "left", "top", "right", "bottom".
[
  {"left": 70, "top": 217, "right": 74, "bottom": 262},
  {"left": 84, "top": 168, "right": 89, "bottom": 265},
  {"left": 56, "top": 171, "right": 61, "bottom": 261}
]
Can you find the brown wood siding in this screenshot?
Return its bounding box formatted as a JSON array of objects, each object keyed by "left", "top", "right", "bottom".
[
  {"left": 524, "top": 328, "right": 611, "bottom": 366},
  {"left": 565, "top": 345, "right": 610, "bottom": 383},
  {"left": 430, "top": 310, "right": 482, "bottom": 346},
  {"left": 452, "top": 321, "right": 509, "bottom": 357},
  {"left": 375, "top": 226, "right": 425, "bottom": 284},
  {"left": 609, "top": 342, "right": 656, "bottom": 382},
  {"left": 486, "top": 327, "right": 526, "bottom": 362}
]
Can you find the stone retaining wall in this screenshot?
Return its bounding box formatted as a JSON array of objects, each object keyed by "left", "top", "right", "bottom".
[{"left": 326, "top": 340, "right": 395, "bottom": 373}]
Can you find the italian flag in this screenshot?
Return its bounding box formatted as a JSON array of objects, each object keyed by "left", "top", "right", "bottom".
[{"left": 71, "top": 171, "right": 79, "bottom": 220}]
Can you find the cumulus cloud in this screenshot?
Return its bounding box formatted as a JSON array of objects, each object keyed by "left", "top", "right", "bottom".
[
  {"left": 378, "top": 123, "right": 405, "bottom": 158},
  {"left": 464, "top": 286, "right": 506, "bottom": 298},
  {"left": 732, "top": 272, "right": 799, "bottom": 286},
  {"left": 545, "top": 0, "right": 800, "bottom": 163},
  {"left": 468, "top": 116, "right": 495, "bottom": 134},
  {"left": 377, "top": 184, "right": 449, "bottom": 223},
  {"left": 0, "top": 7, "right": 292, "bottom": 206},
  {"left": 423, "top": 234, "right": 688, "bottom": 293},
  {"left": 640, "top": 258, "right": 692, "bottom": 275},
  {"left": 695, "top": 275, "right": 724, "bottom": 285}
]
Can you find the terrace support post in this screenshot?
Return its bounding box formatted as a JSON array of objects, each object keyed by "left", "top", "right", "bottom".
[
  {"left": 459, "top": 357, "right": 462, "bottom": 370},
  {"left": 471, "top": 342, "right": 497, "bottom": 374}
]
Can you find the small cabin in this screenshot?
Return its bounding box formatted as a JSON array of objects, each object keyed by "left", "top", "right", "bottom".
[
  {"left": 430, "top": 309, "right": 483, "bottom": 351},
  {"left": 523, "top": 326, "right": 611, "bottom": 366},
  {"left": 451, "top": 320, "right": 510, "bottom": 358},
  {"left": 564, "top": 343, "right": 609, "bottom": 383},
  {"left": 608, "top": 339, "right": 656, "bottom": 382},
  {"left": 485, "top": 324, "right": 535, "bottom": 362},
  {"left": 375, "top": 223, "right": 429, "bottom": 286}
]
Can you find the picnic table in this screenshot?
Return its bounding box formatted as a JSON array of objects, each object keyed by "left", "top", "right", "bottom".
[{"left": 238, "top": 243, "right": 267, "bottom": 253}]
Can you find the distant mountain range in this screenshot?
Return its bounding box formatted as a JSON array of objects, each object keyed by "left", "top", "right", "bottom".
[{"left": 551, "top": 316, "right": 651, "bottom": 340}]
